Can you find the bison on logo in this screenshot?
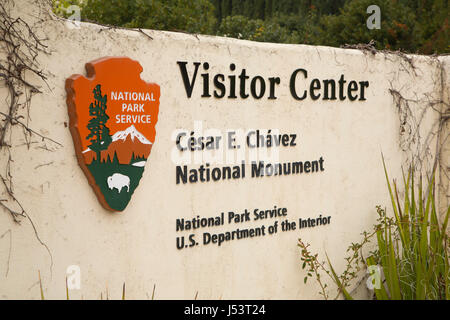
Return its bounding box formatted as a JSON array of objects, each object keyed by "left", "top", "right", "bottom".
[{"left": 66, "top": 57, "right": 160, "bottom": 211}]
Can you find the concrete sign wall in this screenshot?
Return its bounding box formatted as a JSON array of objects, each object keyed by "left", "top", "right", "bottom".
[{"left": 0, "top": 0, "right": 448, "bottom": 299}]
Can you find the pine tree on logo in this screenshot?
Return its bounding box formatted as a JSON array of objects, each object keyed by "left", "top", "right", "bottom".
[{"left": 86, "top": 84, "right": 112, "bottom": 162}]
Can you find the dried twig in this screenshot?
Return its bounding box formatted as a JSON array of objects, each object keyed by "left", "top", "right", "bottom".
[{"left": 0, "top": 0, "right": 56, "bottom": 277}]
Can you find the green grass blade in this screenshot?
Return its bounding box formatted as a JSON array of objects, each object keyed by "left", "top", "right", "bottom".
[
  {"left": 445, "top": 244, "right": 449, "bottom": 300},
  {"left": 438, "top": 206, "right": 449, "bottom": 247},
  {"left": 401, "top": 168, "right": 411, "bottom": 252},
  {"left": 325, "top": 253, "right": 353, "bottom": 300},
  {"left": 387, "top": 225, "right": 402, "bottom": 299},
  {"left": 415, "top": 255, "right": 425, "bottom": 299},
  {"left": 376, "top": 228, "right": 390, "bottom": 299},
  {"left": 419, "top": 174, "right": 433, "bottom": 272},
  {"left": 382, "top": 154, "right": 407, "bottom": 246},
  {"left": 439, "top": 207, "right": 449, "bottom": 300}
]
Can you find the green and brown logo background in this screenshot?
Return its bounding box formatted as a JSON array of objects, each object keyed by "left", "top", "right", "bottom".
[{"left": 66, "top": 57, "right": 160, "bottom": 211}]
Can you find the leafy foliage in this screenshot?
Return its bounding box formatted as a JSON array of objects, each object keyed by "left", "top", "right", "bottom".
[
  {"left": 308, "top": 0, "right": 446, "bottom": 53},
  {"left": 51, "top": 0, "right": 448, "bottom": 54},
  {"left": 218, "top": 15, "right": 300, "bottom": 43},
  {"left": 82, "top": 0, "right": 217, "bottom": 34},
  {"left": 370, "top": 158, "right": 449, "bottom": 299},
  {"left": 299, "top": 158, "right": 450, "bottom": 300}
]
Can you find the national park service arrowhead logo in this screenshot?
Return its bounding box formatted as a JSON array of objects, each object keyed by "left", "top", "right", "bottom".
[{"left": 66, "top": 57, "right": 160, "bottom": 212}]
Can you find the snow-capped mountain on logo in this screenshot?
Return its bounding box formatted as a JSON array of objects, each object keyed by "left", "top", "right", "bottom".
[
  {"left": 83, "top": 125, "right": 153, "bottom": 164},
  {"left": 111, "top": 125, "right": 152, "bottom": 145}
]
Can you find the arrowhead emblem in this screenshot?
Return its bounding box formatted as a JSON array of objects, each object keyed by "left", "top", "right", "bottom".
[{"left": 66, "top": 57, "right": 160, "bottom": 212}]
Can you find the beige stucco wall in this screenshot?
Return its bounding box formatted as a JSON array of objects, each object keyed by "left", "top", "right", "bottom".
[{"left": 0, "top": 0, "right": 448, "bottom": 299}]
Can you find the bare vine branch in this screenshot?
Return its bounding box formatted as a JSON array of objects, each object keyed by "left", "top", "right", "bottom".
[{"left": 0, "top": 0, "right": 58, "bottom": 276}]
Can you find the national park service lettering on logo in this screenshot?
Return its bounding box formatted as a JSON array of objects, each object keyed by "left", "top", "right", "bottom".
[{"left": 65, "top": 57, "right": 160, "bottom": 212}]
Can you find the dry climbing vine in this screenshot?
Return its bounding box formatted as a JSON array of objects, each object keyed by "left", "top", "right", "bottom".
[
  {"left": 343, "top": 41, "right": 449, "bottom": 214},
  {"left": 388, "top": 59, "right": 449, "bottom": 216},
  {"left": 0, "top": 0, "right": 60, "bottom": 272}
]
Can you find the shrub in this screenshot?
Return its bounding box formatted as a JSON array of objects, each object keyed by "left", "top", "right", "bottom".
[{"left": 299, "top": 157, "right": 449, "bottom": 300}]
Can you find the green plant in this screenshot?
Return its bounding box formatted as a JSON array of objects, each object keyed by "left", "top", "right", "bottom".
[
  {"left": 217, "top": 15, "right": 299, "bottom": 43},
  {"left": 80, "top": 0, "right": 217, "bottom": 35},
  {"left": 299, "top": 157, "right": 450, "bottom": 300}
]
